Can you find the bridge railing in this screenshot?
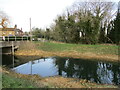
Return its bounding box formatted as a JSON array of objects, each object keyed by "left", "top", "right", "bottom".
[{"left": 0, "top": 36, "right": 30, "bottom": 41}]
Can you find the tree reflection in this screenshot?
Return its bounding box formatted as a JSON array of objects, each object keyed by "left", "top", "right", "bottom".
[
  {"left": 54, "top": 57, "right": 66, "bottom": 75},
  {"left": 111, "top": 63, "right": 120, "bottom": 85},
  {"left": 54, "top": 57, "right": 120, "bottom": 85}
]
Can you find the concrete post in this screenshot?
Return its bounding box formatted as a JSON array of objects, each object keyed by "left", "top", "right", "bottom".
[{"left": 12, "top": 41, "right": 14, "bottom": 68}]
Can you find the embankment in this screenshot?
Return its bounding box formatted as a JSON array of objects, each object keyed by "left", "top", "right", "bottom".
[{"left": 15, "top": 41, "right": 119, "bottom": 62}]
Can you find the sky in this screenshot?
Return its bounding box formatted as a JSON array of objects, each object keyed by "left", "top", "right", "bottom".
[{"left": 0, "top": 0, "right": 120, "bottom": 32}]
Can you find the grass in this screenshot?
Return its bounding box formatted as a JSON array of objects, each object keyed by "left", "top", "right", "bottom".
[
  {"left": 15, "top": 41, "right": 118, "bottom": 62},
  {"left": 35, "top": 41, "right": 118, "bottom": 55},
  {"left": 2, "top": 73, "right": 36, "bottom": 88},
  {"left": 1, "top": 66, "right": 53, "bottom": 88},
  {"left": 2, "top": 71, "right": 118, "bottom": 88}
]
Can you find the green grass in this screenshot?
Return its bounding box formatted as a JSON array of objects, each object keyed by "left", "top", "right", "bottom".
[
  {"left": 2, "top": 73, "right": 36, "bottom": 88},
  {"left": 35, "top": 42, "right": 118, "bottom": 55},
  {"left": 36, "top": 42, "right": 77, "bottom": 52}
]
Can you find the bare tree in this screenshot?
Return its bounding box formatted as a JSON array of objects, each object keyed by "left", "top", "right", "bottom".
[
  {"left": 71, "top": 1, "right": 115, "bottom": 44},
  {"left": 0, "top": 10, "right": 10, "bottom": 28}
]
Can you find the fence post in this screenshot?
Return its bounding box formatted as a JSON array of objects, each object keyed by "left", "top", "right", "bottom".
[
  {"left": 27, "top": 36, "right": 28, "bottom": 41},
  {"left": 22, "top": 36, "right": 23, "bottom": 41},
  {"left": 12, "top": 41, "right": 14, "bottom": 68},
  {"left": 8, "top": 36, "right": 9, "bottom": 41},
  {"left": 12, "top": 41, "right": 14, "bottom": 55},
  {"left": 15, "top": 36, "right": 16, "bottom": 41}
]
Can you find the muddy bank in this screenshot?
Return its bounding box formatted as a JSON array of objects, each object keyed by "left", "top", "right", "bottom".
[{"left": 15, "top": 49, "right": 119, "bottom": 63}]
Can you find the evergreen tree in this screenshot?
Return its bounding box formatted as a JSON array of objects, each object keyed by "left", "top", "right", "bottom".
[
  {"left": 108, "top": 2, "right": 120, "bottom": 45},
  {"left": 114, "top": 2, "right": 120, "bottom": 44}
]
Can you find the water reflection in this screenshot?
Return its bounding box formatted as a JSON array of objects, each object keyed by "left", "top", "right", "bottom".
[
  {"left": 13, "top": 57, "right": 58, "bottom": 77},
  {"left": 2, "top": 55, "right": 120, "bottom": 85},
  {"left": 53, "top": 57, "right": 120, "bottom": 85}
]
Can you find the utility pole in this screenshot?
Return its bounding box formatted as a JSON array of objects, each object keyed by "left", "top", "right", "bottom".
[{"left": 30, "top": 18, "right": 32, "bottom": 41}]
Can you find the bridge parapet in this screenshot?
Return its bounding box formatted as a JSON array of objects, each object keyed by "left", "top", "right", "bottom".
[
  {"left": 0, "top": 41, "right": 20, "bottom": 48},
  {"left": 0, "top": 36, "right": 30, "bottom": 54},
  {"left": 0, "top": 36, "right": 30, "bottom": 41}
]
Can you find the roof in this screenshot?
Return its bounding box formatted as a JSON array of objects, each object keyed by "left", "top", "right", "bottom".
[
  {"left": 15, "top": 29, "right": 23, "bottom": 32},
  {"left": 0, "top": 28, "right": 23, "bottom": 33},
  {"left": 0, "top": 28, "right": 15, "bottom": 31}
]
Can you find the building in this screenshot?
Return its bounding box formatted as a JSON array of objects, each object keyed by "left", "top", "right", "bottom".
[
  {"left": 0, "top": 28, "right": 15, "bottom": 36},
  {"left": 15, "top": 28, "right": 23, "bottom": 36},
  {"left": 0, "top": 25, "right": 23, "bottom": 36}
]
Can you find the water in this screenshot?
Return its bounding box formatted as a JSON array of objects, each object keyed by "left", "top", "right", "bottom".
[{"left": 2, "top": 54, "right": 120, "bottom": 85}]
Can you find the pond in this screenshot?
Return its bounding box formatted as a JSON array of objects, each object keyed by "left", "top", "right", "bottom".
[{"left": 2, "top": 54, "right": 120, "bottom": 85}]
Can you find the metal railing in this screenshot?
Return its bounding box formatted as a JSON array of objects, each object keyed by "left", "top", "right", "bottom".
[{"left": 0, "top": 36, "right": 30, "bottom": 41}]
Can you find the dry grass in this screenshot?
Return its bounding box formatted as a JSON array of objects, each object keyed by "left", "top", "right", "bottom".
[
  {"left": 41, "top": 76, "right": 118, "bottom": 88},
  {"left": 15, "top": 41, "right": 119, "bottom": 62}
]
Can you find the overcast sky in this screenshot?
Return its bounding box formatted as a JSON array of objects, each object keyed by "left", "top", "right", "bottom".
[{"left": 0, "top": 0, "right": 119, "bottom": 32}]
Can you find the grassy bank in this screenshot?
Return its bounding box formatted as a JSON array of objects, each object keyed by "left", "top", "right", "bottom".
[
  {"left": 36, "top": 41, "right": 118, "bottom": 55},
  {"left": 1, "top": 67, "right": 118, "bottom": 88},
  {"left": 2, "top": 73, "right": 36, "bottom": 88},
  {"left": 2, "top": 67, "right": 52, "bottom": 88},
  {"left": 15, "top": 41, "right": 119, "bottom": 62}
]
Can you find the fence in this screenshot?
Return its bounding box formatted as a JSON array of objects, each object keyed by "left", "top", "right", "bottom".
[{"left": 0, "top": 36, "right": 30, "bottom": 41}]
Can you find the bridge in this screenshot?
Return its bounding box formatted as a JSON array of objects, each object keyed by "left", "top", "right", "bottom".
[{"left": 0, "top": 36, "right": 30, "bottom": 54}]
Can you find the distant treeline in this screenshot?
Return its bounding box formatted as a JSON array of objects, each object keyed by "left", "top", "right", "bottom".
[{"left": 31, "top": 1, "right": 120, "bottom": 45}]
